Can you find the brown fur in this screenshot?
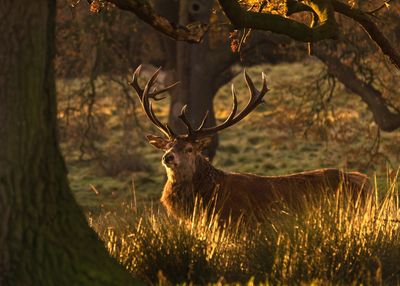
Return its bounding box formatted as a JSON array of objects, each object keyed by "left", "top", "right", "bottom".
[
  {"left": 135, "top": 68, "right": 372, "bottom": 222},
  {"left": 160, "top": 152, "right": 371, "bottom": 223}
]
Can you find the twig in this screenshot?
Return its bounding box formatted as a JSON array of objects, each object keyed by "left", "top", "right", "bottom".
[{"left": 367, "top": 0, "right": 393, "bottom": 15}]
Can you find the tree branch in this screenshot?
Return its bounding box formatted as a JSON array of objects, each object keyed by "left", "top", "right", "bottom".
[
  {"left": 314, "top": 46, "right": 400, "bottom": 131},
  {"left": 216, "top": 0, "right": 399, "bottom": 70},
  {"left": 101, "top": 0, "right": 208, "bottom": 43},
  {"left": 217, "top": 0, "right": 338, "bottom": 42},
  {"left": 331, "top": 0, "right": 400, "bottom": 69},
  {"left": 94, "top": 0, "right": 399, "bottom": 71}
]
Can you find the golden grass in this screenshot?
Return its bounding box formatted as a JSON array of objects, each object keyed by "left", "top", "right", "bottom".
[{"left": 91, "top": 175, "right": 400, "bottom": 285}]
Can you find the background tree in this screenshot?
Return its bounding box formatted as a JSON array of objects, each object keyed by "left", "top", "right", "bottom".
[
  {"left": 59, "top": 0, "right": 296, "bottom": 161},
  {"left": 85, "top": 0, "right": 400, "bottom": 160},
  {"left": 152, "top": 0, "right": 248, "bottom": 159}
]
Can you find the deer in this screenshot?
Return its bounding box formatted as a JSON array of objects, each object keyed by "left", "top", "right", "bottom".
[{"left": 130, "top": 65, "right": 372, "bottom": 223}]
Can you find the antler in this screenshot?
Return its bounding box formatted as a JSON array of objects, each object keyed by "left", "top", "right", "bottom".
[
  {"left": 131, "top": 66, "right": 268, "bottom": 141},
  {"left": 178, "top": 70, "right": 269, "bottom": 140},
  {"left": 130, "top": 65, "right": 179, "bottom": 138}
]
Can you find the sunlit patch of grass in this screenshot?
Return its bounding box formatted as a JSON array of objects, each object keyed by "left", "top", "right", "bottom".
[{"left": 91, "top": 178, "right": 400, "bottom": 285}]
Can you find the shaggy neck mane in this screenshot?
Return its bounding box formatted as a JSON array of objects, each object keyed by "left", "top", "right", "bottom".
[
  {"left": 192, "top": 156, "right": 222, "bottom": 193},
  {"left": 161, "top": 155, "right": 224, "bottom": 219}
]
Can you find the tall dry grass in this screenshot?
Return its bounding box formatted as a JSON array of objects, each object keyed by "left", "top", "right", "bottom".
[{"left": 91, "top": 176, "right": 399, "bottom": 285}]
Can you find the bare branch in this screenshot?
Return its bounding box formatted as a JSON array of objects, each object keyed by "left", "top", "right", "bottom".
[
  {"left": 93, "top": 0, "right": 208, "bottom": 43},
  {"left": 217, "top": 0, "right": 338, "bottom": 42},
  {"left": 367, "top": 0, "right": 393, "bottom": 15},
  {"left": 313, "top": 46, "right": 400, "bottom": 131},
  {"left": 331, "top": 0, "right": 400, "bottom": 70},
  {"left": 217, "top": 0, "right": 400, "bottom": 70}
]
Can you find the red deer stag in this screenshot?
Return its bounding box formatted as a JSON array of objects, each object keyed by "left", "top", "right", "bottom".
[{"left": 131, "top": 66, "right": 371, "bottom": 223}]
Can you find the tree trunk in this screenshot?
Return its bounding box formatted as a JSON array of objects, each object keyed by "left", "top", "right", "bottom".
[
  {"left": 0, "top": 1, "right": 141, "bottom": 285},
  {"left": 152, "top": 1, "right": 286, "bottom": 160},
  {"left": 160, "top": 0, "right": 219, "bottom": 159}
]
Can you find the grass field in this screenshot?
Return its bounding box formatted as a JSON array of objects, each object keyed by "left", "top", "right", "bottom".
[
  {"left": 58, "top": 60, "right": 400, "bottom": 284},
  {"left": 91, "top": 184, "right": 399, "bottom": 284}
]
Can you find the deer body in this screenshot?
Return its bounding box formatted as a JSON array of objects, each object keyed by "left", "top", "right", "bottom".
[
  {"left": 160, "top": 153, "right": 370, "bottom": 222},
  {"left": 131, "top": 66, "right": 371, "bottom": 223}
]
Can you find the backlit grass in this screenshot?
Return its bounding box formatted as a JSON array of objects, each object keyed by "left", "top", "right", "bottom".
[{"left": 91, "top": 177, "right": 400, "bottom": 285}]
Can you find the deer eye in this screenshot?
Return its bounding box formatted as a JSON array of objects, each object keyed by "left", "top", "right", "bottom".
[{"left": 185, "top": 147, "right": 193, "bottom": 153}]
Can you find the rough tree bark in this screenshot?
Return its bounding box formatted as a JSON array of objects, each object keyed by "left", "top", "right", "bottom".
[
  {"left": 154, "top": 0, "right": 224, "bottom": 160},
  {"left": 0, "top": 1, "right": 141, "bottom": 285}
]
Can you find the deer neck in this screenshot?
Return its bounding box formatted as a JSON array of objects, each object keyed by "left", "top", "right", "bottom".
[
  {"left": 192, "top": 156, "right": 222, "bottom": 189},
  {"left": 164, "top": 156, "right": 222, "bottom": 195},
  {"left": 162, "top": 156, "right": 223, "bottom": 219}
]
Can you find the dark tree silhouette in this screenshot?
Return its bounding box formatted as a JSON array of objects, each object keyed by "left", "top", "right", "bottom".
[{"left": 0, "top": 1, "right": 141, "bottom": 285}]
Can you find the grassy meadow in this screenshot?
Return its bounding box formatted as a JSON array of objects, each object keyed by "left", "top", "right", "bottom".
[
  {"left": 58, "top": 60, "right": 400, "bottom": 284},
  {"left": 91, "top": 185, "right": 399, "bottom": 285}
]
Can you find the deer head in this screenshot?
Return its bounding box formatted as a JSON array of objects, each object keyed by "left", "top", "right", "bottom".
[{"left": 130, "top": 65, "right": 269, "bottom": 183}]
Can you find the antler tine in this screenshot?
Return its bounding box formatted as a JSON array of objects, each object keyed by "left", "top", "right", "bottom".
[
  {"left": 130, "top": 65, "right": 144, "bottom": 99},
  {"left": 148, "top": 101, "right": 175, "bottom": 138},
  {"left": 223, "top": 84, "right": 238, "bottom": 124},
  {"left": 141, "top": 87, "right": 172, "bottom": 138},
  {"left": 151, "top": 81, "right": 181, "bottom": 100},
  {"left": 130, "top": 65, "right": 177, "bottom": 138},
  {"left": 244, "top": 70, "right": 269, "bottom": 102},
  {"left": 165, "top": 124, "right": 176, "bottom": 137},
  {"left": 143, "top": 67, "right": 162, "bottom": 99},
  {"left": 178, "top": 105, "right": 196, "bottom": 135},
  {"left": 190, "top": 70, "right": 268, "bottom": 139},
  {"left": 141, "top": 67, "right": 181, "bottom": 101},
  {"left": 196, "top": 110, "right": 209, "bottom": 131},
  {"left": 132, "top": 66, "right": 179, "bottom": 101}
]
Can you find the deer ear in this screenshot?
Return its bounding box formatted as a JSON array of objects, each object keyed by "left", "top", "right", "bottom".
[
  {"left": 196, "top": 137, "right": 213, "bottom": 150},
  {"left": 146, "top": 135, "right": 169, "bottom": 150}
]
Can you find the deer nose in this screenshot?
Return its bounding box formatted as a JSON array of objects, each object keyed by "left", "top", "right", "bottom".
[{"left": 163, "top": 153, "right": 175, "bottom": 164}]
